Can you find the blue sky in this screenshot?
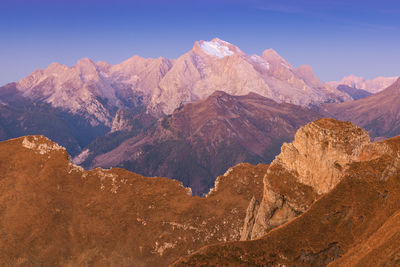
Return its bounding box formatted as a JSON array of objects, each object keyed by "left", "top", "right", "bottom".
[{"left": 0, "top": 0, "right": 399, "bottom": 85}]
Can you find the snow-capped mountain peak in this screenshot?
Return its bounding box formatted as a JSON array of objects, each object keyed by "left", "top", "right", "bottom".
[
  {"left": 196, "top": 38, "right": 243, "bottom": 58},
  {"left": 198, "top": 40, "right": 233, "bottom": 58},
  {"left": 11, "top": 38, "right": 353, "bottom": 129}
]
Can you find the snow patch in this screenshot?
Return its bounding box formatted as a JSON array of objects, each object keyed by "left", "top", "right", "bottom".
[{"left": 199, "top": 40, "right": 233, "bottom": 58}]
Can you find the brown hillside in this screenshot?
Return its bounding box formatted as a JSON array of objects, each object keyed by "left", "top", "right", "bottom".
[{"left": 0, "top": 136, "right": 266, "bottom": 266}]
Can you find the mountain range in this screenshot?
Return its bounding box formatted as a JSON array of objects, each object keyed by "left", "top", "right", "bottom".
[
  {"left": 9, "top": 38, "right": 350, "bottom": 128},
  {"left": 1, "top": 38, "right": 399, "bottom": 195},
  {"left": 77, "top": 91, "right": 320, "bottom": 194}
]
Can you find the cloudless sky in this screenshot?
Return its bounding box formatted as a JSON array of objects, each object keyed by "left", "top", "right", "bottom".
[{"left": 0, "top": 0, "right": 399, "bottom": 85}]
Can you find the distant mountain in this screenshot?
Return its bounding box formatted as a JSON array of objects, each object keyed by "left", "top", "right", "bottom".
[
  {"left": 327, "top": 75, "right": 398, "bottom": 93},
  {"left": 0, "top": 38, "right": 350, "bottom": 156},
  {"left": 336, "top": 84, "right": 372, "bottom": 100},
  {"left": 321, "top": 78, "right": 400, "bottom": 140},
  {"left": 78, "top": 91, "right": 320, "bottom": 194},
  {"left": 152, "top": 38, "right": 350, "bottom": 113},
  {"left": 8, "top": 38, "right": 349, "bottom": 123}
]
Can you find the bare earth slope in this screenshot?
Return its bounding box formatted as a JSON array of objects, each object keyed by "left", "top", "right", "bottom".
[
  {"left": 174, "top": 120, "right": 400, "bottom": 266},
  {"left": 82, "top": 91, "right": 320, "bottom": 194},
  {"left": 0, "top": 136, "right": 266, "bottom": 266}
]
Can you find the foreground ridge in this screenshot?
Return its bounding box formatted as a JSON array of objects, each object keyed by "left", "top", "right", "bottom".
[{"left": 0, "top": 135, "right": 266, "bottom": 266}]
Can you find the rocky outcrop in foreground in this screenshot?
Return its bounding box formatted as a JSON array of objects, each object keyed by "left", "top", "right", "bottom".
[
  {"left": 174, "top": 119, "right": 400, "bottom": 266},
  {"left": 242, "top": 118, "right": 383, "bottom": 240}
]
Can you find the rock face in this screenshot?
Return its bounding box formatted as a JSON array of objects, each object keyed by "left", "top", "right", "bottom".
[
  {"left": 0, "top": 136, "right": 266, "bottom": 266},
  {"left": 174, "top": 120, "right": 400, "bottom": 266},
  {"left": 322, "top": 78, "right": 400, "bottom": 141},
  {"left": 327, "top": 74, "right": 398, "bottom": 94},
  {"left": 79, "top": 91, "right": 320, "bottom": 195},
  {"left": 275, "top": 119, "right": 370, "bottom": 194},
  {"left": 241, "top": 118, "right": 388, "bottom": 240}
]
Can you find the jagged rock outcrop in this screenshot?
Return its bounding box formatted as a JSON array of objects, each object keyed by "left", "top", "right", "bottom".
[
  {"left": 275, "top": 118, "right": 370, "bottom": 194},
  {"left": 0, "top": 136, "right": 266, "bottom": 266},
  {"left": 174, "top": 121, "right": 400, "bottom": 266},
  {"left": 242, "top": 118, "right": 389, "bottom": 240}
]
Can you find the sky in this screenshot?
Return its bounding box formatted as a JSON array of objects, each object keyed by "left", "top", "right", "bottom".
[{"left": 0, "top": 0, "right": 399, "bottom": 85}]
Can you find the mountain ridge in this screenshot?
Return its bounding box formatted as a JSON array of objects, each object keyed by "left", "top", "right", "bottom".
[
  {"left": 79, "top": 91, "right": 321, "bottom": 194},
  {"left": 0, "top": 135, "right": 267, "bottom": 266}
]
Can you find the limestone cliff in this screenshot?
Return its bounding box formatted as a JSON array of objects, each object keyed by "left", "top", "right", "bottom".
[{"left": 242, "top": 118, "right": 390, "bottom": 240}]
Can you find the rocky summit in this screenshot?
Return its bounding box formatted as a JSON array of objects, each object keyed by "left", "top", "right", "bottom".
[{"left": 241, "top": 118, "right": 389, "bottom": 240}]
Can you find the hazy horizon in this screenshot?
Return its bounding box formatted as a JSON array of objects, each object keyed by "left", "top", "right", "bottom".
[{"left": 1, "top": 0, "right": 399, "bottom": 85}]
